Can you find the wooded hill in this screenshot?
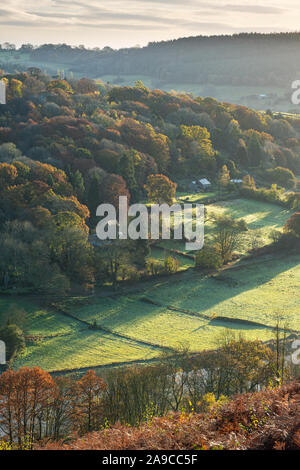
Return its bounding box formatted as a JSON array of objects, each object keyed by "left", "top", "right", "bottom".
[
  {"left": 2, "top": 33, "right": 300, "bottom": 88},
  {"left": 0, "top": 71, "right": 300, "bottom": 295}
]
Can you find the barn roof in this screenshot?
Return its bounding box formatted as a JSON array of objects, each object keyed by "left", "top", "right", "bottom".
[{"left": 199, "top": 178, "right": 211, "bottom": 185}]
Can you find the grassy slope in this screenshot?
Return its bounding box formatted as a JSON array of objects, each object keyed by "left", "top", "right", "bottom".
[
  {"left": 8, "top": 198, "right": 297, "bottom": 372},
  {"left": 14, "top": 330, "right": 158, "bottom": 372},
  {"left": 13, "top": 252, "right": 300, "bottom": 371},
  {"left": 159, "top": 197, "right": 291, "bottom": 254}
]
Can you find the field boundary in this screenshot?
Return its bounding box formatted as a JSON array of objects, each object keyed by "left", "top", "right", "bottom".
[
  {"left": 138, "top": 297, "right": 299, "bottom": 333},
  {"left": 50, "top": 303, "right": 176, "bottom": 353}
]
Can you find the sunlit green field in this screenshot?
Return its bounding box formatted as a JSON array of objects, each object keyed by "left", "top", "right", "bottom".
[
  {"left": 158, "top": 198, "right": 291, "bottom": 254},
  {"left": 176, "top": 191, "right": 217, "bottom": 203},
  {"left": 13, "top": 330, "right": 158, "bottom": 372},
  {"left": 5, "top": 197, "right": 295, "bottom": 372},
  {"left": 11, "top": 251, "right": 300, "bottom": 372},
  {"left": 0, "top": 297, "right": 79, "bottom": 336},
  {"left": 206, "top": 198, "right": 291, "bottom": 253}
]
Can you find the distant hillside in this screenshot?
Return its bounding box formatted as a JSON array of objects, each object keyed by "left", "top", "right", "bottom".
[
  {"left": 2, "top": 33, "right": 300, "bottom": 111},
  {"left": 2, "top": 33, "right": 298, "bottom": 86}
]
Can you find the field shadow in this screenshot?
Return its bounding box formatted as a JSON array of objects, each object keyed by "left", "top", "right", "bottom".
[
  {"left": 144, "top": 253, "right": 300, "bottom": 326},
  {"left": 80, "top": 253, "right": 300, "bottom": 338}
]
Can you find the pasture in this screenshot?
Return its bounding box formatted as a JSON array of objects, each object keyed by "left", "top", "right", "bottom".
[
  {"left": 11, "top": 251, "right": 300, "bottom": 373},
  {"left": 157, "top": 197, "right": 291, "bottom": 255}
]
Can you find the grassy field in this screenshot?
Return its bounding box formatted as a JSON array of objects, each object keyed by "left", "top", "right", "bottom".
[
  {"left": 158, "top": 197, "right": 291, "bottom": 254},
  {"left": 14, "top": 329, "right": 159, "bottom": 372},
  {"left": 3, "top": 197, "right": 295, "bottom": 373},
  {"left": 10, "top": 251, "right": 300, "bottom": 372},
  {"left": 0, "top": 297, "right": 79, "bottom": 336},
  {"left": 176, "top": 191, "right": 217, "bottom": 203},
  {"left": 206, "top": 198, "right": 291, "bottom": 254}
]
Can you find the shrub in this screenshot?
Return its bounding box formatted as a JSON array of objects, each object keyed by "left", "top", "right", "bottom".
[
  {"left": 146, "top": 256, "right": 179, "bottom": 276},
  {"left": 0, "top": 324, "right": 25, "bottom": 361},
  {"left": 146, "top": 258, "right": 164, "bottom": 276},
  {"left": 284, "top": 212, "right": 300, "bottom": 237},
  {"left": 240, "top": 185, "right": 284, "bottom": 205},
  {"left": 265, "top": 166, "right": 296, "bottom": 189},
  {"left": 163, "top": 256, "right": 180, "bottom": 274},
  {"left": 195, "top": 245, "right": 223, "bottom": 270}
]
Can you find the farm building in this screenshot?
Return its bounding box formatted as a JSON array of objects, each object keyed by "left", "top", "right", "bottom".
[
  {"left": 198, "top": 178, "right": 212, "bottom": 191},
  {"left": 189, "top": 181, "right": 198, "bottom": 192},
  {"left": 230, "top": 179, "right": 243, "bottom": 184},
  {"left": 0, "top": 80, "right": 6, "bottom": 105},
  {"left": 189, "top": 178, "right": 212, "bottom": 192}
]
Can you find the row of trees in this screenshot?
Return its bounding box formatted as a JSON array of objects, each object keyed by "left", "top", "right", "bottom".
[{"left": 0, "top": 332, "right": 296, "bottom": 448}]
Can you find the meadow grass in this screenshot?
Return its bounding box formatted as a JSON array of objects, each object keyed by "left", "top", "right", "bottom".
[
  {"left": 7, "top": 198, "right": 297, "bottom": 372},
  {"left": 13, "top": 329, "right": 159, "bottom": 372},
  {"left": 12, "top": 252, "right": 300, "bottom": 371},
  {"left": 142, "top": 254, "right": 300, "bottom": 332},
  {"left": 158, "top": 198, "right": 291, "bottom": 254},
  {"left": 0, "top": 297, "right": 79, "bottom": 336}
]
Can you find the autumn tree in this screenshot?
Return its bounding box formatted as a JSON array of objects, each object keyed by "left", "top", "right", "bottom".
[
  {"left": 145, "top": 174, "right": 177, "bottom": 205},
  {"left": 284, "top": 212, "right": 300, "bottom": 238},
  {"left": 242, "top": 174, "right": 255, "bottom": 189},
  {"left": 100, "top": 173, "right": 130, "bottom": 211},
  {"left": 217, "top": 164, "right": 231, "bottom": 199},
  {"left": 0, "top": 163, "right": 18, "bottom": 187},
  {"left": 74, "top": 370, "right": 106, "bottom": 433},
  {"left": 0, "top": 367, "right": 55, "bottom": 447}
]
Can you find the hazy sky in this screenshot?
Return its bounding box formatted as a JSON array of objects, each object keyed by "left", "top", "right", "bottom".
[{"left": 1, "top": 0, "right": 300, "bottom": 49}]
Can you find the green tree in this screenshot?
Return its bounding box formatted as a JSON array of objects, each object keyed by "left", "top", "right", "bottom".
[
  {"left": 118, "top": 150, "right": 138, "bottom": 201},
  {"left": 71, "top": 170, "right": 85, "bottom": 199},
  {"left": 213, "top": 215, "right": 248, "bottom": 262},
  {"left": 0, "top": 324, "right": 25, "bottom": 361},
  {"left": 266, "top": 166, "right": 296, "bottom": 189},
  {"left": 247, "top": 132, "right": 263, "bottom": 167}
]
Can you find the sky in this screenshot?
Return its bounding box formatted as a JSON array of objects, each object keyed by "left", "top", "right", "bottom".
[{"left": 0, "top": 0, "right": 300, "bottom": 49}]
